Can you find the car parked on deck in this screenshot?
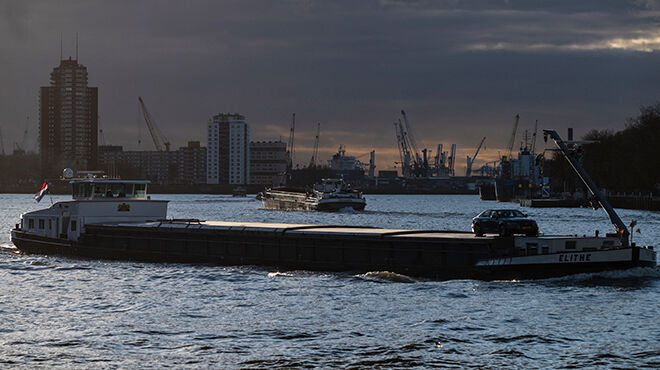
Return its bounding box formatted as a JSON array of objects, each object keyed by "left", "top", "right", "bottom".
[{"left": 471, "top": 209, "right": 539, "bottom": 237}]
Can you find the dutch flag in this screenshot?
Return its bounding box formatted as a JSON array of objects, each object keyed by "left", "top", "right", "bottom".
[{"left": 35, "top": 181, "right": 49, "bottom": 203}]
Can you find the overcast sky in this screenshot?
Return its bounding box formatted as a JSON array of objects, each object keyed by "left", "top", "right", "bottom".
[{"left": 1, "top": 0, "right": 659, "bottom": 172}]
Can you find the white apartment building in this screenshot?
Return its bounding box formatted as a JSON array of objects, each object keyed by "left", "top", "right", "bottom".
[{"left": 207, "top": 113, "right": 250, "bottom": 185}]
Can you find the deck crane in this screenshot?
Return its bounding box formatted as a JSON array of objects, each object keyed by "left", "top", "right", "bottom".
[
  {"left": 544, "top": 129, "right": 630, "bottom": 246},
  {"left": 286, "top": 113, "right": 296, "bottom": 171},
  {"left": 465, "top": 137, "right": 486, "bottom": 177},
  {"left": 505, "top": 114, "right": 520, "bottom": 160},
  {"left": 138, "top": 97, "right": 171, "bottom": 152},
  {"left": 309, "top": 122, "right": 320, "bottom": 168}
]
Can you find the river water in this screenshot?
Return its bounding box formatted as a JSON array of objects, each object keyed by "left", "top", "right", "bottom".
[{"left": 1, "top": 194, "right": 658, "bottom": 368}]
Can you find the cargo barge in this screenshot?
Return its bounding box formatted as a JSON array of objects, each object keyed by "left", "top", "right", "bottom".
[
  {"left": 9, "top": 130, "right": 657, "bottom": 280},
  {"left": 258, "top": 178, "right": 366, "bottom": 212},
  {"left": 11, "top": 219, "right": 655, "bottom": 280}
]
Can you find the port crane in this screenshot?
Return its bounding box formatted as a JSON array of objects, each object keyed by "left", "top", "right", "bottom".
[
  {"left": 543, "top": 129, "right": 630, "bottom": 246},
  {"left": 505, "top": 114, "right": 520, "bottom": 160},
  {"left": 286, "top": 113, "right": 295, "bottom": 171},
  {"left": 394, "top": 120, "right": 412, "bottom": 177},
  {"left": 530, "top": 120, "right": 538, "bottom": 154},
  {"left": 13, "top": 115, "right": 30, "bottom": 154},
  {"left": 138, "top": 97, "right": 171, "bottom": 152},
  {"left": 309, "top": 122, "right": 320, "bottom": 168},
  {"left": 465, "top": 137, "right": 486, "bottom": 177}
]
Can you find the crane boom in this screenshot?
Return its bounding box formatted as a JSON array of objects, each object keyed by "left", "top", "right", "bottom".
[
  {"left": 400, "top": 110, "right": 420, "bottom": 158},
  {"left": 543, "top": 129, "right": 629, "bottom": 246},
  {"left": 286, "top": 113, "right": 296, "bottom": 170},
  {"left": 466, "top": 137, "right": 486, "bottom": 177},
  {"left": 531, "top": 119, "right": 538, "bottom": 154},
  {"left": 138, "top": 96, "right": 171, "bottom": 151},
  {"left": 309, "top": 122, "right": 320, "bottom": 168},
  {"left": 506, "top": 114, "right": 520, "bottom": 160}
]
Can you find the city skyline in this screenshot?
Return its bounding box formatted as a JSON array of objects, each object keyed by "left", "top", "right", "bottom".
[{"left": 1, "top": 1, "right": 659, "bottom": 173}]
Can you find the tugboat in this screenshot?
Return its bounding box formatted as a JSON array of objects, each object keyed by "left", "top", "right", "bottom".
[{"left": 258, "top": 178, "right": 366, "bottom": 211}]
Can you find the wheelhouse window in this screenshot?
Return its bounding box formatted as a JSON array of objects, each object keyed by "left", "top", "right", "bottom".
[
  {"left": 134, "top": 184, "right": 147, "bottom": 198},
  {"left": 72, "top": 183, "right": 93, "bottom": 199}
]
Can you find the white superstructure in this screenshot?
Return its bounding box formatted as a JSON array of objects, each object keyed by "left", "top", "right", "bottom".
[{"left": 16, "top": 178, "right": 168, "bottom": 242}]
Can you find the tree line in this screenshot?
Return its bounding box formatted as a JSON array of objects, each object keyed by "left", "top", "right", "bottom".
[{"left": 544, "top": 103, "right": 660, "bottom": 194}]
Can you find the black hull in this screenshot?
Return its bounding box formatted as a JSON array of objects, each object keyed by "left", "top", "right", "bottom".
[{"left": 11, "top": 228, "right": 655, "bottom": 281}]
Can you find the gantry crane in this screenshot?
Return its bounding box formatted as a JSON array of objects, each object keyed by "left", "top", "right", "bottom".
[
  {"left": 138, "top": 96, "right": 171, "bottom": 152},
  {"left": 466, "top": 137, "right": 486, "bottom": 177}
]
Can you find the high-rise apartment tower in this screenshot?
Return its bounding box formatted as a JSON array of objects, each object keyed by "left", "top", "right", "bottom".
[
  {"left": 39, "top": 57, "right": 98, "bottom": 177},
  {"left": 206, "top": 113, "right": 250, "bottom": 185}
]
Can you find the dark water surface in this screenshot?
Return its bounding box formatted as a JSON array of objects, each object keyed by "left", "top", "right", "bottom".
[{"left": 1, "top": 194, "right": 658, "bottom": 368}]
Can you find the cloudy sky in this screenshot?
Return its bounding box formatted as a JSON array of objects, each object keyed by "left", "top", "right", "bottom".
[{"left": 1, "top": 0, "right": 659, "bottom": 173}]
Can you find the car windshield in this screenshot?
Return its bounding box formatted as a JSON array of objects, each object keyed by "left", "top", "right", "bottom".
[{"left": 496, "top": 210, "right": 525, "bottom": 218}]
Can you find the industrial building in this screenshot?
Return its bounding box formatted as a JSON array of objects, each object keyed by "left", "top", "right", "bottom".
[
  {"left": 249, "top": 141, "right": 286, "bottom": 186},
  {"left": 39, "top": 57, "right": 98, "bottom": 177},
  {"left": 207, "top": 113, "right": 250, "bottom": 185}
]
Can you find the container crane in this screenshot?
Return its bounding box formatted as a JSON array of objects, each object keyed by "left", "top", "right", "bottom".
[
  {"left": 466, "top": 137, "right": 486, "bottom": 177},
  {"left": 138, "top": 96, "right": 171, "bottom": 152},
  {"left": 505, "top": 114, "right": 520, "bottom": 160},
  {"left": 286, "top": 113, "right": 296, "bottom": 171},
  {"left": 309, "top": 122, "right": 320, "bottom": 168}
]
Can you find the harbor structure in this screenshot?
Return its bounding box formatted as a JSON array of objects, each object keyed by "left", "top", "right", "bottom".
[
  {"left": 39, "top": 57, "right": 98, "bottom": 177},
  {"left": 249, "top": 141, "right": 287, "bottom": 186},
  {"left": 207, "top": 113, "right": 250, "bottom": 185}
]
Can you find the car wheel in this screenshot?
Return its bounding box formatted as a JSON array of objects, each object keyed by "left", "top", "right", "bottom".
[
  {"left": 499, "top": 224, "right": 509, "bottom": 237},
  {"left": 474, "top": 224, "right": 483, "bottom": 237}
]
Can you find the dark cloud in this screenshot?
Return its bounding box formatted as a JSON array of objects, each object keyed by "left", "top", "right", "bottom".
[{"left": 0, "top": 0, "right": 658, "bottom": 172}]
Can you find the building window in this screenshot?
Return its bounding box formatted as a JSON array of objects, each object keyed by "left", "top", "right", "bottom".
[
  {"left": 71, "top": 220, "right": 77, "bottom": 232},
  {"left": 28, "top": 218, "right": 34, "bottom": 229},
  {"left": 39, "top": 219, "right": 45, "bottom": 229}
]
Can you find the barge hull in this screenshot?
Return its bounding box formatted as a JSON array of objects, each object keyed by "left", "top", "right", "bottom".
[{"left": 10, "top": 221, "right": 656, "bottom": 280}]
